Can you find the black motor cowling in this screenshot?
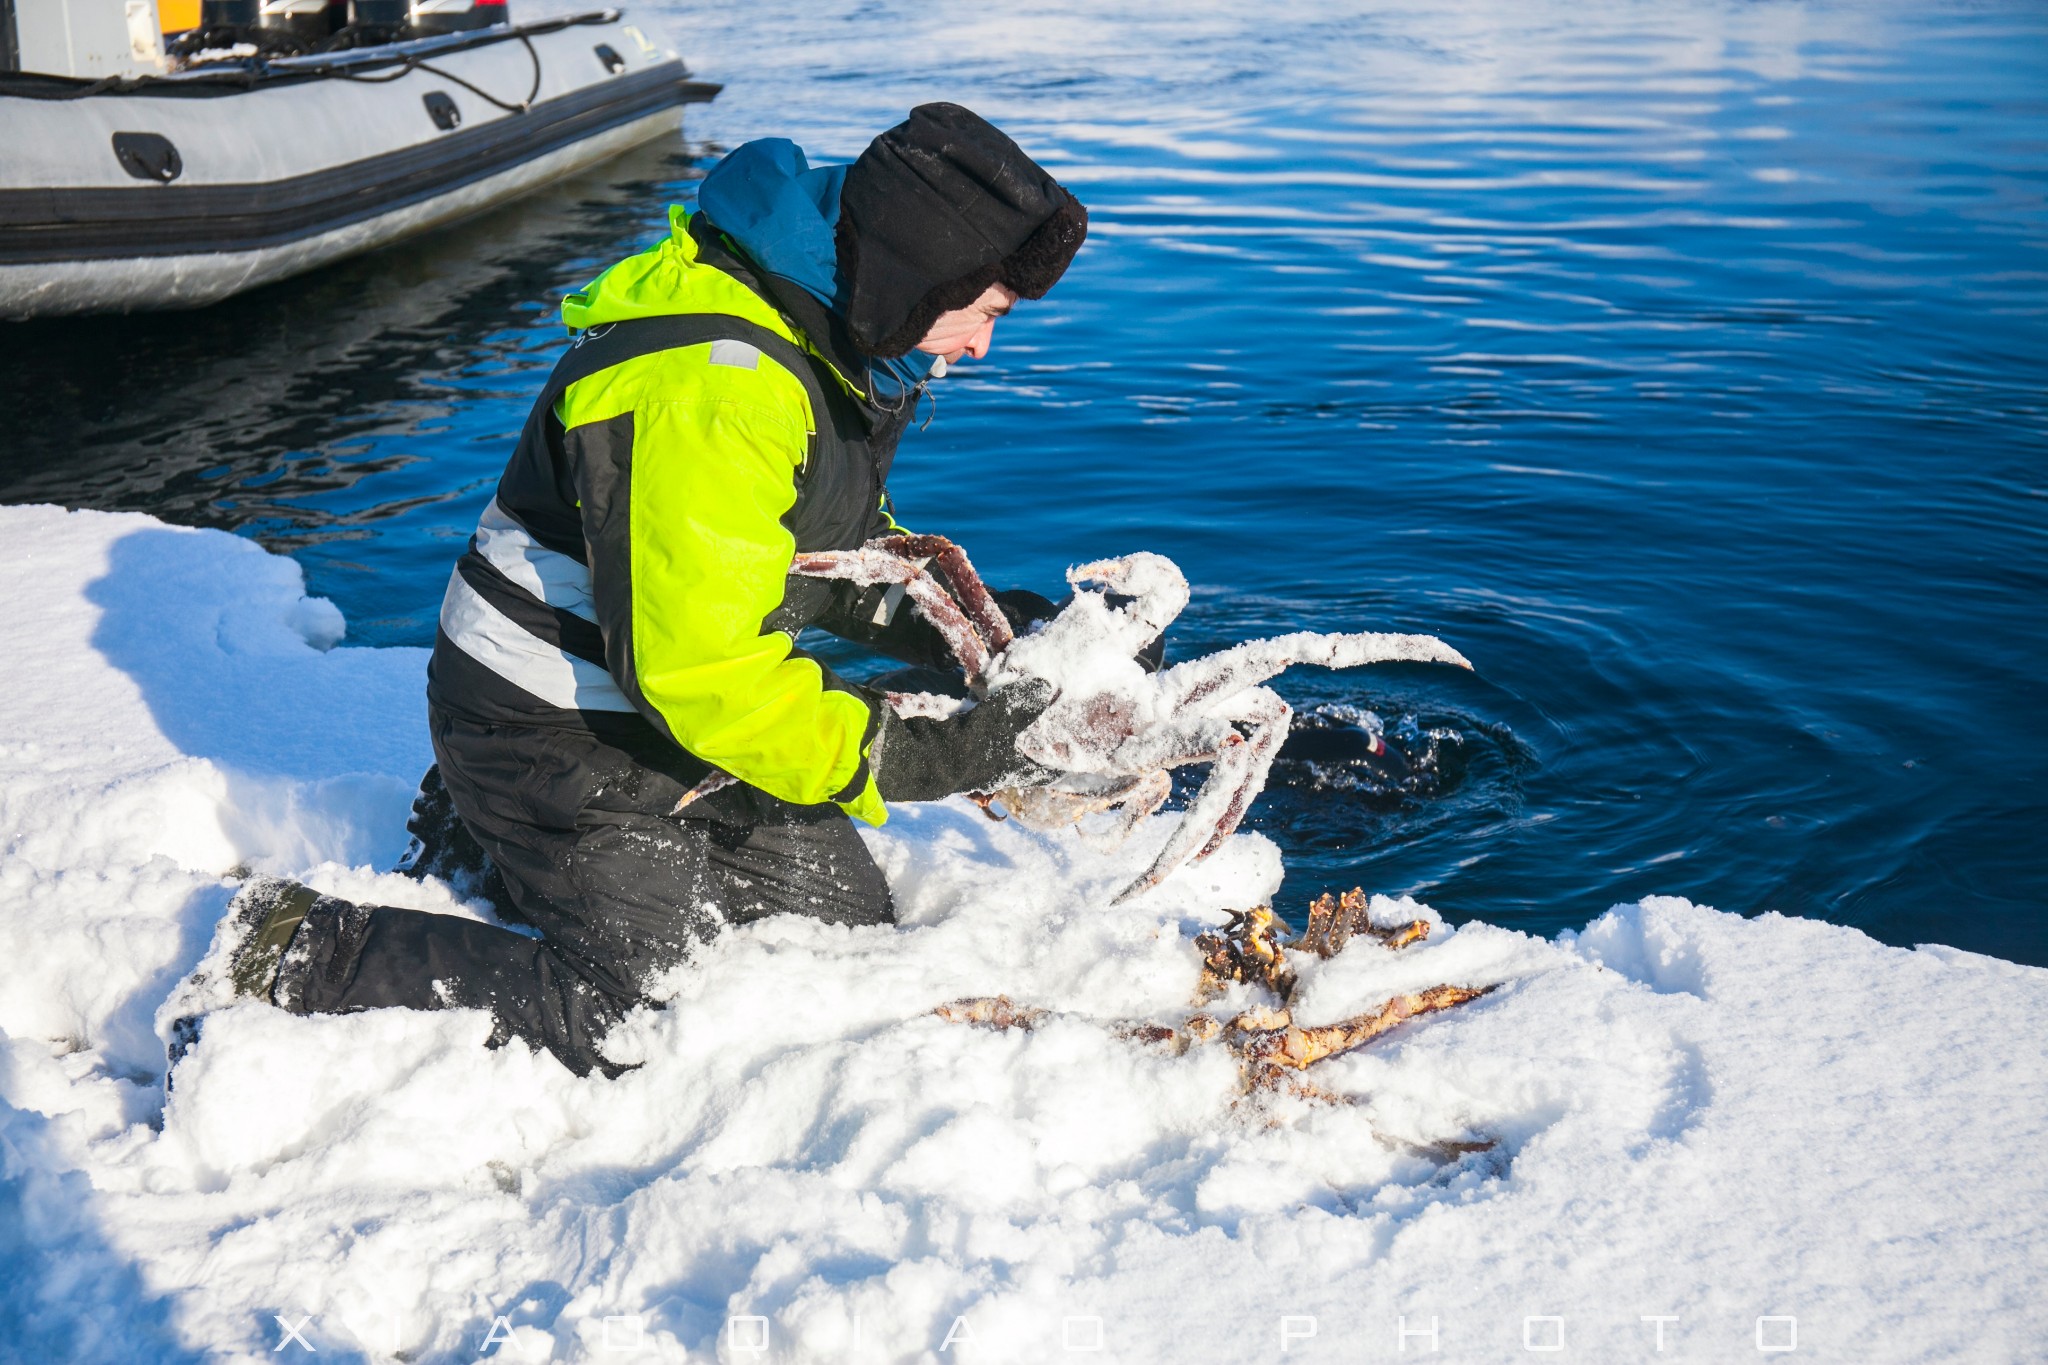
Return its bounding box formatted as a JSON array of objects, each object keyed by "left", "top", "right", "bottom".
[
  {"left": 197, "top": 0, "right": 258, "bottom": 23},
  {"left": 405, "top": 0, "right": 509, "bottom": 35},
  {"left": 178, "top": 0, "right": 506, "bottom": 56},
  {"left": 184, "top": 0, "right": 333, "bottom": 53}
]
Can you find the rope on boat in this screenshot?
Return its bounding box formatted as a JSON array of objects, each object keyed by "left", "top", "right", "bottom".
[
  {"left": 332, "top": 31, "right": 542, "bottom": 114},
  {"left": 6, "top": 73, "right": 141, "bottom": 100}
]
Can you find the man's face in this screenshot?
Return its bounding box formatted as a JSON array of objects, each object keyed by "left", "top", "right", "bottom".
[{"left": 914, "top": 283, "right": 1019, "bottom": 364}]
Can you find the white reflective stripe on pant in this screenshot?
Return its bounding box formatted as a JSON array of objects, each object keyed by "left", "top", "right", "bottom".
[
  {"left": 473, "top": 497, "right": 600, "bottom": 623},
  {"left": 438, "top": 569, "right": 635, "bottom": 712}
]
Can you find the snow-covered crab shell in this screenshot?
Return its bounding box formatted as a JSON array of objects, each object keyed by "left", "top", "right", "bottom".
[{"left": 736, "top": 535, "right": 1473, "bottom": 900}]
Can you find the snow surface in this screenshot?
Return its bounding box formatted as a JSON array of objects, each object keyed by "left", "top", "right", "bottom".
[{"left": 1, "top": 502, "right": 2044, "bottom": 1363}]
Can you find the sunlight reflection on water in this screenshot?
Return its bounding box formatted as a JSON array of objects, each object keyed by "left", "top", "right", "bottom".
[{"left": 3, "top": 0, "right": 2042, "bottom": 960}]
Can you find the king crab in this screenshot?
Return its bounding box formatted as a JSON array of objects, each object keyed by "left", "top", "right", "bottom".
[{"left": 682, "top": 535, "right": 1472, "bottom": 901}]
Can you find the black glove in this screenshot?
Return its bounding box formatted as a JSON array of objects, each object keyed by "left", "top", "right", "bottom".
[
  {"left": 821, "top": 583, "right": 1056, "bottom": 673},
  {"left": 871, "top": 679, "right": 1059, "bottom": 802},
  {"left": 992, "top": 587, "right": 1059, "bottom": 635}
]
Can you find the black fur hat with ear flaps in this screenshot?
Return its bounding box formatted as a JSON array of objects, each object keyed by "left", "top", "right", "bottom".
[{"left": 836, "top": 103, "right": 1089, "bottom": 360}]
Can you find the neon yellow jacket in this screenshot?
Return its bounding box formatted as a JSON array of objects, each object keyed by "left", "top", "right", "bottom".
[{"left": 451, "top": 208, "right": 898, "bottom": 824}]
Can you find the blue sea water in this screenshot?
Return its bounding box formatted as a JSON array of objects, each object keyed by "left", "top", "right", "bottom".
[{"left": 3, "top": 1, "right": 2043, "bottom": 962}]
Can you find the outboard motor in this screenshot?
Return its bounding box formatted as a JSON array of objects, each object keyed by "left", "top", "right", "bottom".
[
  {"left": 197, "top": 0, "right": 259, "bottom": 24},
  {"left": 337, "top": 0, "right": 408, "bottom": 46},
  {"left": 257, "top": 0, "right": 333, "bottom": 42},
  {"left": 186, "top": 0, "right": 331, "bottom": 50},
  {"left": 347, "top": 0, "right": 506, "bottom": 35},
  {"left": 344, "top": 0, "right": 405, "bottom": 27},
  {"left": 174, "top": 0, "right": 507, "bottom": 58},
  {"left": 408, "top": 0, "right": 508, "bottom": 34}
]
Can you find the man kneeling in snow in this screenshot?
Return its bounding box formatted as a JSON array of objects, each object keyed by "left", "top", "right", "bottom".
[{"left": 192, "top": 106, "right": 1087, "bottom": 1076}]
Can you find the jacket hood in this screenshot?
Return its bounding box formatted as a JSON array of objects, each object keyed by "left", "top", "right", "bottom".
[
  {"left": 696, "top": 138, "right": 847, "bottom": 315},
  {"left": 695, "top": 139, "right": 938, "bottom": 398}
]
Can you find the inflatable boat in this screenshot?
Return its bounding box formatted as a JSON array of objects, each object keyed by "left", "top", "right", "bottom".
[{"left": 0, "top": 1, "right": 717, "bottom": 318}]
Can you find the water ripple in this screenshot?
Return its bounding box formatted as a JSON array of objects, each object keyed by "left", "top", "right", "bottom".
[{"left": 4, "top": 0, "right": 2043, "bottom": 963}]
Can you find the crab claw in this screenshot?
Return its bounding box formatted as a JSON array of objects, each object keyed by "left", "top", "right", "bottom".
[{"left": 1067, "top": 553, "right": 1190, "bottom": 657}]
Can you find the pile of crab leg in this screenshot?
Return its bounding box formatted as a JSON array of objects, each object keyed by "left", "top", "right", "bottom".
[{"left": 936, "top": 887, "right": 1496, "bottom": 1099}]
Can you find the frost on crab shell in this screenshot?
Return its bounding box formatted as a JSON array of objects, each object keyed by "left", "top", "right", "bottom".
[{"left": 779, "top": 537, "right": 1473, "bottom": 900}]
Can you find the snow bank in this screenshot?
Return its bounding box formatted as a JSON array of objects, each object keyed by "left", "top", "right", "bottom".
[{"left": 1, "top": 503, "right": 2043, "bottom": 1364}]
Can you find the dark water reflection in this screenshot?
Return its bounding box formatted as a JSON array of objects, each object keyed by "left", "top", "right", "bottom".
[
  {"left": 1, "top": 142, "right": 698, "bottom": 639},
  {"left": 2, "top": 0, "right": 2043, "bottom": 962}
]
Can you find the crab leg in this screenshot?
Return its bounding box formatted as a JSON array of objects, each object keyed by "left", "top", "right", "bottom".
[
  {"left": 1157, "top": 630, "right": 1472, "bottom": 715},
  {"left": 1198, "top": 690, "right": 1293, "bottom": 858},
  {"left": 670, "top": 771, "right": 736, "bottom": 813},
  {"left": 690, "top": 540, "right": 1001, "bottom": 814},
  {"left": 1070, "top": 769, "right": 1173, "bottom": 850},
  {"left": 1236, "top": 984, "right": 1498, "bottom": 1074},
  {"left": 1112, "top": 689, "right": 1292, "bottom": 902},
  {"left": 973, "top": 769, "right": 1172, "bottom": 846},
  {"left": 872, "top": 535, "right": 1016, "bottom": 654},
  {"left": 983, "top": 769, "right": 1165, "bottom": 827},
  {"left": 1107, "top": 768, "right": 1173, "bottom": 840},
  {"left": 790, "top": 547, "right": 995, "bottom": 684}
]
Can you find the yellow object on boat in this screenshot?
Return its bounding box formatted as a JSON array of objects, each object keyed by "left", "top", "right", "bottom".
[{"left": 159, "top": 0, "right": 201, "bottom": 33}]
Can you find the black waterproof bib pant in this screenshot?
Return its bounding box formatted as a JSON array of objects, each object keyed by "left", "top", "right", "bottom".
[{"left": 284, "top": 714, "right": 895, "bottom": 1076}]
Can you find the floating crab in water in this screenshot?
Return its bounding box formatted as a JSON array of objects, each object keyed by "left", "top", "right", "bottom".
[
  {"left": 937, "top": 887, "right": 1497, "bottom": 1105},
  {"left": 783, "top": 535, "right": 1474, "bottom": 900}
]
